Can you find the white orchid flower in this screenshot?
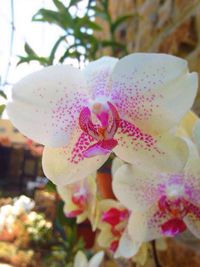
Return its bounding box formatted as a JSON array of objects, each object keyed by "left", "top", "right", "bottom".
[
  {"left": 7, "top": 54, "right": 197, "bottom": 185},
  {"left": 113, "top": 159, "right": 200, "bottom": 242},
  {"left": 74, "top": 251, "right": 104, "bottom": 267}
]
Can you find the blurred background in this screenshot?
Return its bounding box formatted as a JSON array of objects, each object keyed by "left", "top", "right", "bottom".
[{"left": 0, "top": 0, "right": 200, "bottom": 266}]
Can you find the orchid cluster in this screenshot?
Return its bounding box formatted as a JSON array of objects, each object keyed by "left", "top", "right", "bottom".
[{"left": 7, "top": 53, "right": 200, "bottom": 260}]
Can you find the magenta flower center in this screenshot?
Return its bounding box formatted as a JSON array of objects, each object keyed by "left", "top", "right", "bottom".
[
  {"left": 161, "top": 218, "right": 187, "bottom": 236},
  {"left": 102, "top": 208, "right": 129, "bottom": 227},
  {"left": 158, "top": 194, "right": 189, "bottom": 236},
  {"left": 78, "top": 101, "right": 120, "bottom": 157}
]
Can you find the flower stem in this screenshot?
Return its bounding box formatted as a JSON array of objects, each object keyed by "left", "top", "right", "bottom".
[{"left": 151, "top": 240, "right": 162, "bottom": 267}]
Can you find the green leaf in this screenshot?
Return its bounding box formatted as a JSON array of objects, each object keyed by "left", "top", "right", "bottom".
[
  {"left": 0, "top": 105, "right": 5, "bottom": 117},
  {"left": 32, "top": 9, "right": 73, "bottom": 30},
  {"left": 69, "top": 0, "right": 81, "bottom": 7},
  {"left": 24, "top": 43, "right": 37, "bottom": 56},
  {"left": 17, "top": 55, "right": 50, "bottom": 66},
  {"left": 48, "top": 35, "right": 67, "bottom": 64},
  {"left": 59, "top": 44, "right": 82, "bottom": 63},
  {"left": 111, "top": 14, "right": 133, "bottom": 33},
  {"left": 101, "top": 40, "right": 126, "bottom": 49},
  {"left": 0, "top": 91, "right": 7, "bottom": 99},
  {"left": 75, "top": 16, "right": 102, "bottom": 31},
  {"left": 52, "top": 0, "right": 67, "bottom": 13}
]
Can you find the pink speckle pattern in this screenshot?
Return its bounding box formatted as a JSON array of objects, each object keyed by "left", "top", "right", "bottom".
[
  {"left": 32, "top": 81, "right": 88, "bottom": 141},
  {"left": 111, "top": 69, "right": 165, "bottom": 123},
  {"left": 117, "top": 119, "right": 160, "bottom": 153},
  {"left": 64, "top": 132, "right": 95, "bottom": 164},
  {"left": 187, "top": 202, "right": 200, "bottom": 220},
  {"left": 51, "top": 91, "right": 87, "bottom": 136},
  {"left": 90, "top": 69, "right": 112, "bottom": 99}
]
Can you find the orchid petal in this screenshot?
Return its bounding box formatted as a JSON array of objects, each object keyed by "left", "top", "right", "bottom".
[
  {"left": 97, "top": 224, "right": 114, "bottom": 248},
  {"left": 74, "top": 251, "right": 88, "bottom": 267},
  {"left": 184, "top": 211, "right": 200, "bottom": 239},
  {"left": 113, "top": 164, "right": 170, "bottom": 212},
  {"left": 83, "top": 56, "right": 118, "bottom": 99},
  {"left": 7, "top": 65, "right": 88, "bottom": 147},
  {"left": 111, "top": 53, "right": 197, "bottom": 135},
  {"left": 114, "top": 230, "right": 141, "bottom": 259},
  {"left": 177, "top": 111, "right": 198, "bottom": 138},
  {"left": 89, "top": 251, "right": 104, "bottom": 267},
  {"left": 193, "top": 119, "right": 200, "bottom": 147},
  {"left": 42, "top": 128, "right": 109, "bottom": 185},
  {"left": 111, "top": 157, "right": 124, "bottom": 177},
  {"left": 184, "top": 159, "right": 200, "bottom": 207},
  {"left": 128, "top": 207, "right": 167, "bottom": 242},
  {"left": 114, "top": 130, "right": 188, "bottom": 173}
]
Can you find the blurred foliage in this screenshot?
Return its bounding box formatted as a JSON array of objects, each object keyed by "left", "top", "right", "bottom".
[
  {"left": 0, "top": 105, "right": 5, "bottom": 117},
  {"left": 43, "top": 181, "right": 85, "bottom": 265},
  {"left": 18, "top": 0, "right": 132, "bottom": 66},
  {"left": 0, "top": 76, "right": 7, "bottom": 118}
]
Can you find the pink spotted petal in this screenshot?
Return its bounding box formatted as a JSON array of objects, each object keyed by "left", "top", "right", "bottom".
[
  {"left": 83, "top": 56, "right": 118, "bottom": 99},
  {"left": 42, "top": 128, "right": 109, "bottom": 185},
  {"left": 113, "top": 164, "right": 170, "bottom": 212},
  {"left": 7, "top": 65, "right": 88, "bottom": 147},
  {"left": 161, "top": 218, "right": 186, "bottom": 237},
  {"left": 111, "top": 53, "right": 197, "bottom": 136},
  {"left": 128, "top": 205, "right": 171, "bottom": 242},
  {"left": 114, "top": 121, "right": 188, "bottom": 173}
]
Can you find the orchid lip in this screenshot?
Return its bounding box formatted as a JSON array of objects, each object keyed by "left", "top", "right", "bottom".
[
  {"left": 78, "top": 101, "right": 120, "bottom": 157},
  {"left": 161, "top": 218, "right": 186, "bottom": 236}
]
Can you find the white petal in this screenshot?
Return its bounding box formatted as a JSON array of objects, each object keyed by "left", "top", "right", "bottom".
[
  {"left": 193, "top": 119, "right": 200, "bottom": 147},
  {"left": 74, "top": 251, "right": 88, "bottom": 267},
  {"left": 184, "top": 158, "right": 200, "bottom": 207},
  {"left": 111, "top": 157, "right": 124, "bottom": 177},
  {"left": 114, "top": 131, "right": 188, "bottom": 173},
  {"left": 7, "top": 65, "right": 88, "bottom": 147},
  {"left": 113, "top": 164, "right": 168, "bottom": 212},
  {"left": 114, "top": 230, "right": 141, "bottom": 259},
  {"left": 84, "top": 56, "right": 118, "bottom": 99},
  {"left": 184, "top": 213, "right": 200, "bottom": 239},
  {"left": 128, "top": 209, "right": 164, "bottom": 242},
  {"left": 89, "top": 251, "right": 104, "bottom": 267},
  {"left": 111, "top": 53, "right": 197, "bottom": 135},
  {"left": 42, "top": 128, "right": 109, "bottom": 185}
]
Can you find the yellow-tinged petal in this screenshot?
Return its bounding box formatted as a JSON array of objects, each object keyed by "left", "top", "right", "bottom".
[
  {"left": 42, "top": 128, "right": 109, "bottom": 186},
  {"left": 111, "top": 53, "right": 198, "bottom": 136},
  {"left": 114, "top": 133, "right": 189, "bottom": 173},
  {"left": 74, "top": 251, "right": 88, "bottom": 267},
  {"left": 177, "top": 111, "right": 198, "bottom": 138}
]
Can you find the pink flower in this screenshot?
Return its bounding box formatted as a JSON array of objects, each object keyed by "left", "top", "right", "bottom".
[{"left": 7, "top": 54, "right": 197, "bottom": 185}]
